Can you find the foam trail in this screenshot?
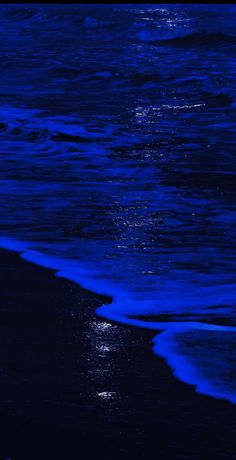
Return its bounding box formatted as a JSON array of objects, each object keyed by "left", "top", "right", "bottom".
[
  {"left": 153, "top": 327, "right": 236, "bottom": 404},
  {"left": 1, "top": 236, "right": 236, "bottom": 405},
  {"left": 98, "top": 302, "right": 236, "bottom": 405},
  {"left": 0, "top": 3, "right": 236, "bottom": 408}
]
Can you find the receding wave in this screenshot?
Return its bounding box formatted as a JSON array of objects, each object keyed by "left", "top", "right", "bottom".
[
  {"left": 1, "top": 3, "right": 236, "bottom": 408},
  {"left": 1, "top": 235, "right": 236, "bottom": 405}
]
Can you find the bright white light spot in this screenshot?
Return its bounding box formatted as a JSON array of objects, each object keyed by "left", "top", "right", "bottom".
[
  {"left": 97, "top": 391, "right": 117, "bottom": 400},
  {"left": 93, "top": 321, "right": 112, "bottom": 331},
  {"left": 98, "top": 345, "right": 110, "bottom": 353}
]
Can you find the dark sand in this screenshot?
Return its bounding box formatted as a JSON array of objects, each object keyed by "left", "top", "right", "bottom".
[{"left": 0, "top": 248, "right": 236, "bottom": 460}]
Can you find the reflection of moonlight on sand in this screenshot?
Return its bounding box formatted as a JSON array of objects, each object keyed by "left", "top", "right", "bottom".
[{"left": 0, "top": 3, "right": 236, "bottom": 406}]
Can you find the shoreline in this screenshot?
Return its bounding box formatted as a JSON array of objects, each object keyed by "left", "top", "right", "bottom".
[{"left": 1, "top": 248, "right": 236, "bottom": 459}]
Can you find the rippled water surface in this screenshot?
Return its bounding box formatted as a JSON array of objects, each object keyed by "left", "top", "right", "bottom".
[{"left": 0, "top": 4, "right": 236, "bottom": 403}]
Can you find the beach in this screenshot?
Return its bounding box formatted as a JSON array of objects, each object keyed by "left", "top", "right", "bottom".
[
  {"left": 0, "top": 248, "right": 236, "bottom": 460},
  {"left": 0, "top": 2, "right": 236, "bottom": 412}
]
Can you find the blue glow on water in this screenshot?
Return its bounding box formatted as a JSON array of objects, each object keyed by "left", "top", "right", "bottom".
[{"left": 0, "top": 4, "right": 236, "bottom": 404}]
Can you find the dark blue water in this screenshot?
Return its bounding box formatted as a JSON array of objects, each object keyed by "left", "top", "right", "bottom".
[{"left": 0, "top": 4, "right": 236, "bottom": 403}]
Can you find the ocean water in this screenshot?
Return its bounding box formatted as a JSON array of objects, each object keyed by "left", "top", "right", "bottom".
[{"left": 0, "top": 4, "right": 236, "bottom": 403}]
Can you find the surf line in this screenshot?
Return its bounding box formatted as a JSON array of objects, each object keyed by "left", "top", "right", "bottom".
[{"left": 1, "top": 236, "right": 236, "bottom": 404}]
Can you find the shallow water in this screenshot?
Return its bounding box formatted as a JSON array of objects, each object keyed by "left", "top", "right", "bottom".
[{"left": 0, "top": 4, "right": 236, "bottom": 403}]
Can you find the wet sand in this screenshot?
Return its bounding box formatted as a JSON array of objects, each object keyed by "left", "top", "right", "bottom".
[{"left": 0, "top": 248, "right": 236, "bottom": 460}]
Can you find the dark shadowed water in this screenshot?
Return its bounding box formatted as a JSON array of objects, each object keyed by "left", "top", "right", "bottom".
[{"left": 0, "top": 4, "right": 236, "bottom": 403}]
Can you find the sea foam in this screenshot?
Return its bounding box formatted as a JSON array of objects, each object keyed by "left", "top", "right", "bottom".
[{"left": 1, "top": 236, "right": 236, "bottom": 405}]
